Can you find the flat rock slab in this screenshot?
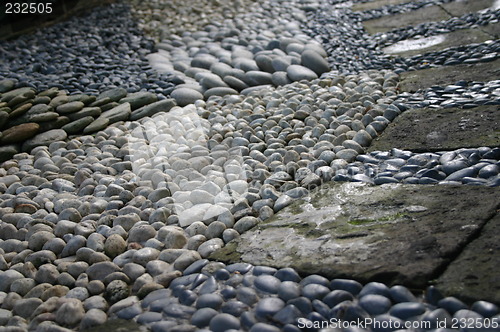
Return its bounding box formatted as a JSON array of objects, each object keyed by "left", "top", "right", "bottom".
[
  {"left": 352, "top": 0, "right": 413, "bottom": 12},
  {"left": 211, "top": 182, "right": 499, "bottom": 290},
  {"left": 398, "top": 59, "right": 500, "bottom": 93},
  {"left": 382, "top": 27, "right": 494, "bottom": 57},
  {"left": 368, "top": 105, "right": 500, "bottom": 152},
  {"left": 363, "top": 0, "right": 495, "bottom": 34},
  {"left": 435, "top": 213, "right": 500, "bottom": 305}
]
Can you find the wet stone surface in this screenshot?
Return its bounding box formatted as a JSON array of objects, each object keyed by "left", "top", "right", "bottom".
[
  {"left": 211, "top": 182, "right": 500, "bottom": 289},
  {"left": 368, "top": 105, "right": 500, "bottom": 152},
  {"left": 363, "top": 0, "right": 497, "bottom": 35},
  {"left": 397, "top": 59, "right": 500, "bottom": 93},
  {"left": 435, "top": 213, "right": 500, "bottom": 305}
]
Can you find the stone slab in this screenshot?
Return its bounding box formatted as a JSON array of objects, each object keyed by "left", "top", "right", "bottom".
[
  {"left": 367, "top": 106, "right": 500, "bottom": 152},
  {"left": 435, "top": 213, "right": 500, "bottom": 305},
  {"left": 211, "top": 182, "right": 500, "bottom": 290},
  {"left": 398, "top": 59, "right": 500, "bottom": 93},
  {"left": 383, "top": 27, "right": 493, "bottom": 57},
  {"left": 352, "top": 0, "right": 413, "bottom": 12},
  {"left": 363, "top": 0, "right": 495, "bottom": 35},
  {"left": 363, "top": 5, "right": 450, "bottom": 35},
  {"left": 442, "top": 0, "right": 497, "bottom": 17}
]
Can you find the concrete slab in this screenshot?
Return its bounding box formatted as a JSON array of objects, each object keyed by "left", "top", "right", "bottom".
[
  {"left": 367, "top": 106, "right": 500, "bottom": 152},
  {"left": 482, "top": 22, "right": 500, "bottom": 38},
  {"left": 434, "top": 213, "right": 500, "bottom": 305},
  {"left": 363, "top": 0, "right": 496, "bottom": 35},
  {"left": 383, "top": 27, "right": 493, "bottom": 57},
  {"left": 398, "top": 59, "right": 500, "bottom": 93},
  {"left": 363, "top": 5, "right": 450, "bottom": 35},
  {"left": 211, "top": 182, "right": 500, "bottom": 291},
  {"left": 442, "top": 0, "right": 497, "bottom": 17},
  {"left": 352, "top": 0, "right": 413, "bottom": 12}
]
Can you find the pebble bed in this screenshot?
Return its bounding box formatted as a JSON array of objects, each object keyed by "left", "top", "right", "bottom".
[
  {"left": 0, "top": 3, "right": 175, "bottom": 96},
  {"left": 0, "top": 0, "right": 499, "bottom": 331}
]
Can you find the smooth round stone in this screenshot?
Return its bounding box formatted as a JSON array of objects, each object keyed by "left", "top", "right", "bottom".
[
  {"left": 274, "top": 194, "right": 293, "bottom": 212},
  {"left": 83, "top": 117, "right": 110, "bottom": 134},
  {"left": 97, "top": 88, "right": 127, "bottom": 102},
  {"left": 389, "top": 285, "right": 417, "bottom": 303},
  {"left": 336, "top": 148, "right": 358, "bottom": 162},
  {"left": 442, "top": 160, "right": 468, "bottom": 175},
  {"left": 128, "top": 224, "right": 156, "bottom": 244},
  {"left": 438, "top": 297, "right": 468, "bottom": 314},
  {"left": 245, "top": 71, "right": 273, "bottom": 86},
  {"left": 222, "top": 228, "right": 239, "bottom": 243},
  {"left": 0, "top": 123, "right": 40, "bottom": 144},
  {"left": 80, "top": 308, "right": 108, "bottom": 330},
  {"left": 10, "top": 278, "right": 36, "bottom": 297},
  {"left": 359, "top": 294, "right": 392, "bottom": 315},
  {"left": 301, "top": 283, "right": 330, "bottom": 301},
  {"left": 119, "top": 91, "right": 158, "bottom": 110},
  {"left": 204, "top": 87, "right": 238, "bottom": 99},
  {"left": 100, "top": 102, "right": 131, "bottom": 123},
  {"left": 234, "top": 58, "right": 259, "bottom": 72},
  {"left": 301, "top": 50, "right": 329, "bottom": 76},
  {"left": 359, "top": 281, "right": 391, "bottom": 298},
  {"left": 254, "top": 275, "right": 281, "bottom": 294},
  {"left": 478, "top": 164, "right": 499, "bottom": 178},
  {"left": 210, "top": 62, "right": 234, "bottom": 78},
  {"left": 300, "top": 275, "right": 330, "bottom": 288},
  {"left": 62, "top": 116, "right": 95, "bottom": 134},
  {"left": 422, "top": 308, "right": 452, "bottom": 328},
  {"left": 224, "top": 76, "right": 248, "bottom": 91},
  {"left": 471, "top": 301, "right": 499, "bottom": 317},
  {"left": 233, "top": 216, "right": 259, "bottom": 234},
  {"left": 272, "top": 71, "right": 292, "bottom": 86},
  {"left": 277, "top": 281, "right": 301, "bottom": 302},
  {"left": 255, "top": 297, "right": 285, "bottom": 321},
  {"left": 274, "top": 267, "right": 301, "bottom": 282},
  {"left": 287, "top": 65, "right": 318, "bottom": 81},
  {"left": 331, "top": 301, "right": 370, "bottom": 322},
  {"left": 253, "top": 266, "right": 278, "bottom": 276},
  {"left": 55, "top": 298, "right": 85, "bottom": 326},
  {"left": 209, "top": 313, "right": 240, "bottom": 332},
  {"left": 197, "top": 238, "right": 224, "bottom": 258},
  {"left": 220, "top": 286, "right": 236, "bottom": 300},
  {"left": 445, "top": 167, "right": 478, "bottom": 181},
  {"left": 191, "top": 55, "right": 218, "bottom": 70},
  {"left": 105, "top": 280, "right": 130, "bottom": 304},
  {"left": 273, "top": 304, "right": 303, "bottom": 325},
  {"left": 171, "top": 88, "right": 204, "bottom": 107},
  {"left": 66, "top": 287, "right": 90, "bottom": 301},
  {"left": 221, "top": 300, "right": 250, "bottom": 317},
  {"left": 237, "top": 287, "right": 259, "bottom": 306},
  {"left": 389, "top": 302, "right": 427, "bottom": 320},
  {"left": 178, "top": 289, "right": 197, "bottom": 306},
  {"left": 191, "top": 307, "right": 218, "bottom": 328},
  {"left": 22, "top": 129, "right": 67, "bottom": 151},
  {"left": 28, "top": 231, "right": 55, "bottom": 251},
  {"left": 56, "top": 101, "right": 85, "bottom": 114},
  {"left": 323, "top": 290, "right": 355, "bottom": 308},
  {"left": 250, "top": 323, "right": 281, "bottom": 332},
  {"left": 86, "top": 261, "right": 121, "bottom": 281},
  {"left": 255, "top": 54, "right": 275, "bottom": 73},
  {"left": 104, "top": 234, "right": 127, "bottom": 258},
  {"left": 454, "top": 309, "right": 483, "bottom": 320},
  {"left": 196, "top": 293, "right": 223, "bottom": 310}
]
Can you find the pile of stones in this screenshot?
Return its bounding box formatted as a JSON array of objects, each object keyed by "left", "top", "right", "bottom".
[
  {"left": 0, "top": 82, "right": 179, "bottom": 163},
  {"left": 0, "top": 3, "right": 174, "bottom": 96}
]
